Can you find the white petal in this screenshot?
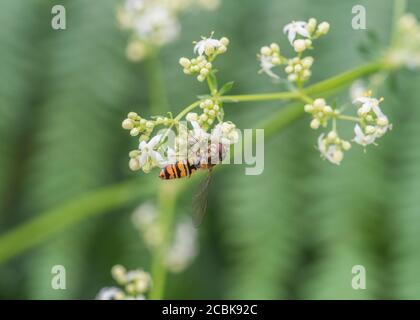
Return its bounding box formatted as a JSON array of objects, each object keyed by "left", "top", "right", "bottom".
[
  {"left": 140, "top": 152, "right": 148, "bottom": 166},
  {"left": 96, "top": 287, "right": 121, "bottom": 300},
  {"left": 358, "top": 103, "right": 372, "bottom": 115},
  {"left": 372, "top": 105, "right": 385, "bottom": 118},
  {"left": 296, "top": 25, "right": 310, "bottom": 38},
  {"left": 353, "top": 97, "right": 370, "bottom": 105},
  {"left": 317, "top": 134, "right": 326, "bottom": 155},
  {"left": 151, "top": 150, "right": 165, "bottom": 167},
  {"left": 287, "top": 30, "right": 296, "bottom": 44},
  {"left": 148, "top": 134, "right": 162, "bottom": 148},
  {"left": 139, "top": 140, "right": 147, "bottom": 150},
  {"left": 190, "top": 121, "right": 201, "bottom": 130}
]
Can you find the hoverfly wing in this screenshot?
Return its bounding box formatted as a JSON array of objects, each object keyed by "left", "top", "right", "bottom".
[{"left": 192, "top": 170, "right": 213, "bottom": 227}]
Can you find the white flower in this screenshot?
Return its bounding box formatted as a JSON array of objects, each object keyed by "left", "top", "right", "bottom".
[
  {"left": 212, "top": 122, "right": 239, "bottom": 145},
  {"left": 96, "top": 287, "right": 124, "bottom": 300},
  {"left": 283, "top": 21, "right": 310, "bottom": 44},
  {"left": 259, "top": 55, "right": 279, "bottom": 79},
  {"left": 125, "top": 269, "right": 151, "bottom": 294},
  {"left": 353, "top": 124, "right": 376, "bottom": 146},
  {"left": 188, "top": 121, "right": 210, "bottom": 163},
  {"left": 317, "top": 134, "right": 344, "bottom": 165},
  {"left": 139, "top": 135, "right": 165, "bottom": 172},
  {"left": 353, "top": 96, "right": 381, "bottom": 115},
  {"left": 190, "top": 121, "right": 210, "bottom": 141},
  {"left": 194, "top": 36, "right": 221, "bottom": 56}
]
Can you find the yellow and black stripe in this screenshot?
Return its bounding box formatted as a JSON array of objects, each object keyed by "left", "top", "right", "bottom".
[{"left": 159, "top": 160, "right": 199, "bottom": 180}]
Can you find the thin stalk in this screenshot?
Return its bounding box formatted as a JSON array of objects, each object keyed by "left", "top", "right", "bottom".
[
  {"left": 146, "top": 51, "right": 178, "bottom": 300},
  {"left": 390, "top": 0, "right": 407, "bottom": 47},
  {"left": 0, "top": 178, "right": 156, "bottom": 263},
  {"left": 220, "top": 91, "right": 298, "bottom": 103},
  {"left": 149, "top": 182, "right": 178, "bottom": 300},
  {"left": 337, "top": 115, "right": 360, "bottom": 122}
]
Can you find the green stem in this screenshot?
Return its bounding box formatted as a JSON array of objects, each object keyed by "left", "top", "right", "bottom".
[
  {"left": 0, "top": 178, "right": 156, "bottom": 264},
  {"left": 149, "top": 183, "right": 178, "bottom": 300},
  {"left": 146, "top": 50, "right": 178, "bottom": 300},
  {"left": 0, "top": 58, "right": 395, "bottom": 266},
  {"left": 337, "top": 115, "right": 360, "bottom": 122},
  {"left": 303, "top": 60, "right": 389, "bottom": 96},
  {"left": 391, "top": 0, "right": 407, "bottom": 47},
  {"left": 220, "top": 91, "right": 298, "bottom": 103}
]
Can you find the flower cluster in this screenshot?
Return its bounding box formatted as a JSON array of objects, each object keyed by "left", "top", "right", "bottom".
[
  {"left": 255, "top": 18, "right": 391, "bottom": 165},
  {"left": 132, "top": 202, "right": 198, "bottom": 273},
  {"left": 257, "top": 43, "right": 286, "bottom": 79},
  {"left": 118, "top": 0, "right": 220, "bottom": 61},
  {"left": 124, "top": 33, "right": 238, "bottom": 174},
  {"left": 307, "top": 91, "right": 392, "bottom": 165},
  {"left": 304, "top": 98, "right": 335, "bottom": 129},
  {"left": 179, "top": 34, "right": 230, "bottom": 82},
  {"left": 318, "top": 131, "right": 351, "bottom": 165},
  {"left": 353, "top": 94, "right": 392, "bottom": 147},
  {"left": 258, "top": 18, "right": 329, "bottom": 81},
  {"left": 285, "top": 56, "right": 313, "bottom": 82},
  {"left": 387, "top": 13, "right": 420, "bottom": 69},
  {"left": 187, "top": 98, "right": 222, "bottom": 128},
  {"left": 96, "top": 265, "right": 152, "bottom": 300},
  {"left": 180, "top": 56, "right": 213, "bottom": 82}
]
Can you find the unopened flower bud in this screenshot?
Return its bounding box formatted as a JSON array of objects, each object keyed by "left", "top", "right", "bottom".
[
  {"left": 313, "top": 98, "right": 326, "bottom": 108},
  {"left": 261, "top": 46, "right": 271, "bottom": 55},
  {"left": 293, "top": 39, "right": 306, "bottom": 52},
  {"left": 310, "top": 118, "right": 320, "bottom": 129},
  {"left": 122, "top": 119, "right": 134, "bottom": 130},
  {"left": 342, "top": 141, "right": 351, "bottom": 150},
  {"left": 179, "top": 57, "right": 191, "bottom": 68},
  {"left": 130, "top": 128, "right": 140, "bottom": 136},
  {"left": 220, "top": 37, "right": 230, "bottom": 46},
  {"left": 317, "top": 22, "right": 330, "bottom": 34}
]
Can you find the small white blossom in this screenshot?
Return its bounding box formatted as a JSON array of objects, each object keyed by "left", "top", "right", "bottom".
[
  {"left": 212, "top": 121, "right": 239, "bottom": 145},
  {"left": 317, "top": 132, "right": 350, "bottom": 165},
  {"left": 190, "top": 121, "right": 210, "bottom": 141},
  {"left": 96, "top": 287, "right": 124, "bottom": 300},
  {"left": 259, "top": 55, "right": 280, "bottom": 79},
  {"left": 139, "top": 135, "right": 165, "bottom": 173},
  {"left": 96, "top": 265, "right": 152, "bottom": 300},
  {"left": 353, "top": 124, "right": 376, "bottom": 146},
  {"left": 352, "top": 94, "right": 392, "bottom": 146},
  {"left": 258, "top": 43, "right": 283, "bottom": 79},
  {"left": 354, "top": 96, "right": 382, "bottom": 116},
  {"left": 283, "top": 21, "right": 310, "bottom": 44},
  {"left": 194, "top": 36, "right": 222, "bottom": 56}
]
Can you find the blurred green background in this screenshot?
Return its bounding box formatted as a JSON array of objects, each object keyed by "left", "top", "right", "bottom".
[{"left": 0, "top": 0, "right": 420, "bottom": 299}]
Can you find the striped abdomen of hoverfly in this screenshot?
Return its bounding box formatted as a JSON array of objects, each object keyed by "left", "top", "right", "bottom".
[{"left": 159, "top": 160, "right": 199, "bottom": 180}]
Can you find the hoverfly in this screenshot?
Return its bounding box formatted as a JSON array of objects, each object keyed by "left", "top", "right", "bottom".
[{"left": 159, "top": 141, "right": 225, "bottom": 227}]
